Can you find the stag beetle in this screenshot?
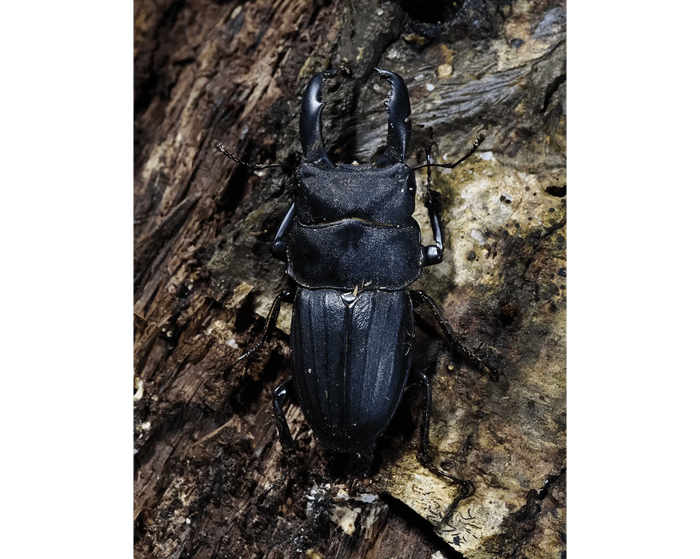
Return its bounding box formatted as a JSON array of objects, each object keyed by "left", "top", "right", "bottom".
[{"left": 217, "top": 68, "right": 499, "bottom": 489}]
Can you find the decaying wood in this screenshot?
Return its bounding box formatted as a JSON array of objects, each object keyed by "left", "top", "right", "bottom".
[{"left": 134, "top": 1, "right": 566, "bottom": 557}]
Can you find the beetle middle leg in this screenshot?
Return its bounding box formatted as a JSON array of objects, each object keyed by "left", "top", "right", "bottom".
[
  {"left": 410, "top": 290, "right": 501, "bottom": 382},
  {"left": 235, "top": 289, "right": 295, "bottom": 363}
]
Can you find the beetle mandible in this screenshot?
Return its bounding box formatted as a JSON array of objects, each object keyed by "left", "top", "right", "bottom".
[{"left": 217, "top": 68, "right": 500, "bottom": 489}]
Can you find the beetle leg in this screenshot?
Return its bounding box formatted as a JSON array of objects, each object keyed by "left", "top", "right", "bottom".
[
  {"left": 422, "top": 144, "right": 444, "bottom": 266},
  {"left": 415, "top": 370, "right": 475, "bottom": 496},
  {"left": 272, "top": 379, "right": 295, "bottom": 452},
  {"left": 271, "top": 203, "right": 295, "bottom": 261},
  {"left": 419, "top": 135, "right": 484, "bottom": 266},
  {"left": 236, "top": 289, "right": 295, "bottom": 363},
  {"left": 410, "top": 290, "right": 501, "bottom": 382}
]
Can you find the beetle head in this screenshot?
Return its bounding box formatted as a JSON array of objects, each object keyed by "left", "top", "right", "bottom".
[{"left": 299, "top": 68, "right": 412, "bottom": 167}]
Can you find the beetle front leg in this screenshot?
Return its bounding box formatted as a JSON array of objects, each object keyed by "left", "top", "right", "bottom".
[
  {"left": 422, "top": 145, "right": 444, "bottom": 266},
  {"left": 418, "top": 135, "right": 485, "bottom": 266},
  {"left": 415, "top": 370, "right": 475, "bottom": 497},
  {"left": 410, "top": 290, "right": 501, "bottom": 382},
  {"left": 271, "top": 203, "right": 295, "bottom": 261},
  {"left": 422, "top": 182, "right": 444, "bottom": 266}
]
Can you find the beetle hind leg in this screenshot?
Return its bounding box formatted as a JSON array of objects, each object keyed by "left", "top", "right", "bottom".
[
  {"left": 272, "top": 379, "right": 295, "bottom": 452},
  {"left": 415, "top": 370, "right": 475, "bottom": 497}
]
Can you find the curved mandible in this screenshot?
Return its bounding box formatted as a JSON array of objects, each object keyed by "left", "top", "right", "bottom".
[
  {"left": 300, "top": 68, "right": 340, "bottom": 168},
  {"left": 375, "top": 69, "right": 411, "bottom": 165}
]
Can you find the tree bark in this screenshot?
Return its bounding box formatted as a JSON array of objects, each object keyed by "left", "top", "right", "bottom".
[{"left": 134, "top": 1, "right": 566, "bottom": 557}]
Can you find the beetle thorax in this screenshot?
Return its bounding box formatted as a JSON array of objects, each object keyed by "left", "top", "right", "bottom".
[{"left": 295, "top": 162, "right": 416, "bottom": 226}]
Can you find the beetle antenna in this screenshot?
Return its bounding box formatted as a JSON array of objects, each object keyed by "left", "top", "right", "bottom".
[
  {"left": 214, "top": 141, "right": 294, "bottom": 170},
  {"left": 412, "top": 133, "right": 485, "bottom": 171}
]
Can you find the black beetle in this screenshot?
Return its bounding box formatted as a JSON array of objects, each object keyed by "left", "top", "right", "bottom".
[{"left": 217, "top": 68, "right": 499, "bottom": 488}]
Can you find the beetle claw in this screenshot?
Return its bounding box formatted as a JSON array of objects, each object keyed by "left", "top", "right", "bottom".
[
  {"left": 300, "top": 68, "right": 412, "bottom": 167},
  {"left": 375, "top": 68, "right": 411, "bottom": 165},
  {"left": 300, "top": 68, "right": 340, "bottom": 168}
]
